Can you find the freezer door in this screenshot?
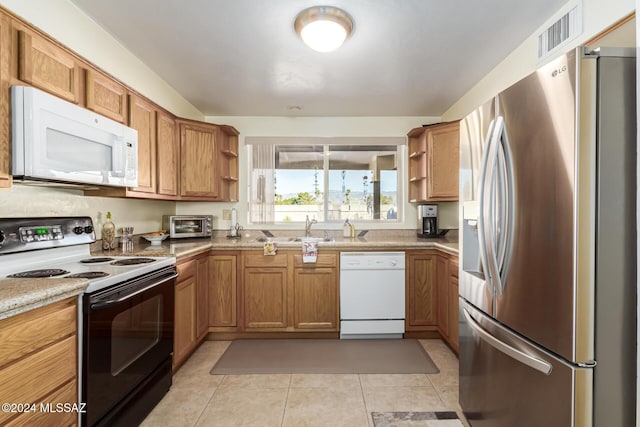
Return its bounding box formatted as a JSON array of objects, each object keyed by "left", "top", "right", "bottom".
[{"left": 459, "top": 300, "right": 593, "bottom": 427}]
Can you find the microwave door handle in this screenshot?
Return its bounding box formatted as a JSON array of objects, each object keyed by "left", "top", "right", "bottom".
[{"left": 111, "top": 135, "right": 125, "bottom": 177}]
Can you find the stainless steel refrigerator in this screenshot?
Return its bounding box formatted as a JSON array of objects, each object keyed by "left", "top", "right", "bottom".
[{"left": 458, "top": 47, "right": 636, "bottom": 427}]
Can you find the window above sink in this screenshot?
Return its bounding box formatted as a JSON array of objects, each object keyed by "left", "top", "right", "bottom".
[{"left": 246, "top": 137, "right": 405, "bottom": 226}]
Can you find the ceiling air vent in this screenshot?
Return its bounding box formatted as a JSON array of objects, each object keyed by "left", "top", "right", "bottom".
[{"left": 537, "top": 3, "right": 583, "bottom": 62}]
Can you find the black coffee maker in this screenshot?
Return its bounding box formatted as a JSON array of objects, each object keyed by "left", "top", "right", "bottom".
[{"left": 418, "top": 204, "right": 439, "bottom": 238}]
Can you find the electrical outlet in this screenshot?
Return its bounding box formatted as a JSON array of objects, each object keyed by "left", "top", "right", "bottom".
[{"left": 222, "top": 209, "right": 231, "bottom": 220}]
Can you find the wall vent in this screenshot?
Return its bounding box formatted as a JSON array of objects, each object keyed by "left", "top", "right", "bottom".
[{"left": 537, "top": 3, "right": 583, "bottom": 61}]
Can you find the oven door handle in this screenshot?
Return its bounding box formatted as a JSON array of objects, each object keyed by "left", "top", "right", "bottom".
[{"left": 90, "top": 272, "right": 178, "bottom": 310}]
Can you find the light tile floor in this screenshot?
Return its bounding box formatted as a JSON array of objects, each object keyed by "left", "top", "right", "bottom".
[{"left": 141, "top": 339, "right": 466, "bottom": 427}]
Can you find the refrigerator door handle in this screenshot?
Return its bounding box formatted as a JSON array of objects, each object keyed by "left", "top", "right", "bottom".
[
  {"left": 463, "top": 308, "right": 553, "bottom": 375},
  {"left": 480, "top": 119, "right": 502, "bottom": 294},
  {"left": 493, "top": 116, "right": 516, "bottom": 294},
  {"left": 477, "top": 119, "right": 496, "bottom": 294}
]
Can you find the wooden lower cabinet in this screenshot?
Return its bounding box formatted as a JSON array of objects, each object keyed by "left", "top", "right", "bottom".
[
  {"left": 244, "top": 267, "right": 288, "bottom": 329},
  {"left": 447, "top": 257, "right": 459, "bottom": 353},
  {"left": 406, "top": 251, "right": 438, "bottom": 330},
  {"left": 196, "top": 256, "right": 209, "bottom": 340},
  {"left": 406, "top": 250, "right": 460, "bottom": 353},
  {"left": 436, "top": 255, "right": 450, "bottom": 339},
  {"left": 240, "top": 251, "right": 338, "bottom": 333},
  {"left": 174, "top": 260, "right": 197, "bottom": 369},
  {"left": 293, "top": 253, "right": 338, "bottom": 330},
  {"left": 174, "top": 255, "right": 208, "bottom": 370},
  {"left": 0, "top": 297, "right": 78, "bottom": 426},
  {"left": 208, "top": 253, "right": 237, "bottom": 329}
]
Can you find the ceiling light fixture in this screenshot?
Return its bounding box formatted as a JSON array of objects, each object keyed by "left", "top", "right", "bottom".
[{"left": 294, "top": 6, "right": 354, "bottom": 53}]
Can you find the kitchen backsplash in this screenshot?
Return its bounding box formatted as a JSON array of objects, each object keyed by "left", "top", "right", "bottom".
[
  {"left": 0, "top": 187, "right": 460, "bottom": 238},
  {"left": 0, "top": 185, "right": 176, "bottom": 239}
]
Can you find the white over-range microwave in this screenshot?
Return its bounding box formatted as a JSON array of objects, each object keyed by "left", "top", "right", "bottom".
[{"left": 11, "top": 85, "right": 138, "bottom": 187}]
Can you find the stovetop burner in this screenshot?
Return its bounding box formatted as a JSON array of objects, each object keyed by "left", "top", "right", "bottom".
[
  {"left": 110, "top": 258, "right": 157, "bottom": 266},
  {"left": 80, "top": 257, "right": 114, "bottom": 264},
  {"left": 9, "top": 268, "right": 70, "bottom": 278},
  {"left": 66, "top": 272, "right": 110, "bottom": 279}
]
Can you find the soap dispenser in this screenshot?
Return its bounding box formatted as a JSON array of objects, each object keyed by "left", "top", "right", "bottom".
[{"left": 343, "top": 219, "right": 351, "bottom": 237}]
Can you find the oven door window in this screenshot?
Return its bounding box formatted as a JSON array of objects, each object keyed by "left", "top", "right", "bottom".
[
  {"left": 111, "top": 294, "right": 162, "bottom": 375},
  {"left": 174, "top": 219, "right": 203, "bottom": 234}
]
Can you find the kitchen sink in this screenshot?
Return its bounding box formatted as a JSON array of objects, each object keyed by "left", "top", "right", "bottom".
[
  {"left": 253, "top": 237, "right": 295, "bottom": 243},
  {"left": 253, "top": 236, "right": 333, "bottom": 243}
]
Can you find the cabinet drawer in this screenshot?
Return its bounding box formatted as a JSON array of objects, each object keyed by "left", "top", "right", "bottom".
[
  {"left": 293, "top": 253, "right": 337, "bottom": 268},
  {"left": 0, "top": 335, "right": 76, "bottom": 425},
  {"left": 6, "top": 379, "right": 77, "bottom": 427},
  {"left": 177, "top": 259, "right": 196, "bottom": 280},
  {"left": 244, "top": 253, "right": 288, "bottom": 268},
  {"left": 0, "top": 298, "right": 76, "bottom": 368}
]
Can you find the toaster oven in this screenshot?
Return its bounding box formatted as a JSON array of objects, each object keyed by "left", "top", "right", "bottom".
[{"left": 162, "top": 215, "right": 213, "bottom": 239}]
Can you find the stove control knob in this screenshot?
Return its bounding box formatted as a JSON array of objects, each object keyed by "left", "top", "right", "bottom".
[
  {"left": 0, "top": 230, "right": 5, "bottom": 245},
  {"left": 73, "top": 226, "right": 84, "bottom": 235},
  {"left": 84, "top": 226, "right": 94, "bottom": 234}
]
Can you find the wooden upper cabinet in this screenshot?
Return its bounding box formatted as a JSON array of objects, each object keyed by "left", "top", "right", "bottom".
[
  {"left": 218, "top": 125, "right": 239, "bottom": 202},
  {"left": 156, "top": 110, "right": 179, "bottom": 197},
  {"left": 427, "top": 122, "right": 459, "bottom": 200},
  {"left": 407, "top": 121, "right": 460, "bottom": 202},
  {"left": 178, "top": 120, "right": 220, "bottom": 200},
  {"left": 85, "top": 69, "right": 127, "bottom": 123},
  {"left": 128, "top": 94, "right": 157, "bottom": 194},
  {"left": 17, "top": 29, "right": 81, "bottom": 104}
]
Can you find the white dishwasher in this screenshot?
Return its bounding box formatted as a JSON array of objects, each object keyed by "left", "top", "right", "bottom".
[{"left": 340, "top": 252, "right": 406, "bottom": 339}]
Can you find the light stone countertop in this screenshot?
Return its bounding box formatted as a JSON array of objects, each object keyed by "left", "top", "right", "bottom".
[
  {"left": 0, "top": 277, "right": 87, "bottom": 320},
  {"left": 0, "top": 230, "right": 457, "bottom": 321},
  {"left": 91, "top": 229, "right": 459, "bottom": 260}
]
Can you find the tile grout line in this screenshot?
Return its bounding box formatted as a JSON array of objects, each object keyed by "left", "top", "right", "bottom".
[
  {"left": 279, "top": 374, "right": 293, "bottom": 427},
  {"left": 191, "top": 374, "right": 224, "bottom": 427},
  {"left": 358, "top": 374, "right": 375, "bottom": 427}
]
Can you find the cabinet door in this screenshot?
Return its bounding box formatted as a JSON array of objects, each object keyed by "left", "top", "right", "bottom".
[
  {"left": 448, "top": 274, "right": 459, "bottom": 353},
  {"left": 179, "top": 121, "right": 220, "bottom": 199},
  {"left": 243, "top": 267, "right": 288, "bottom": 329},
  {"left": 85, "top": 69, "right": 127, "bottom": 123},
  {"left": 17, "top": 29, "right": 81, "bottom": 103},
  {"left": 208, "top": 255, "right": 237, "bottom": 327},
  {"left": 436, "top": 255, "right": 450, "bottom": 338},
  {"left": 156, "top": 111, "right": 179, "bottom": 196},
  {"left": 427, "top": 122, "right": 459, "bottom": 200},
  {"left": 293, "top": 267, "right": 338, "bottom": 330},
  {"left": 406, "top": 252, "right": 437, "bottom": 329},
  {"left": 174, "top": 263, "right": 197, "bottom": 368},
  {"left": 128, "top": 94, "right": 157, "bottom": 194},
  {"left": 0, "top": 16, "right": 11, "bottom": 188},
  {"left": 196, "top": 256, "right": 209, "bottom": 340}
]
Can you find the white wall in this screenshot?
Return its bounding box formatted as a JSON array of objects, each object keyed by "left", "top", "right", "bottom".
[
  {"left": 443, "top": 0, "right": 636, "bottom": 121},
  {"left": 0, "top": 185, "right": 175, "bottom": 238},
  {"left": 176, "top": 116, "right": 454, "bottom": 232}
]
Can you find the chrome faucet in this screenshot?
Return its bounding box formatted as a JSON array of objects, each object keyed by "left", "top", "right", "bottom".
[{"left": 304, "top": 215, "right": 317, "bottom": 237}]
